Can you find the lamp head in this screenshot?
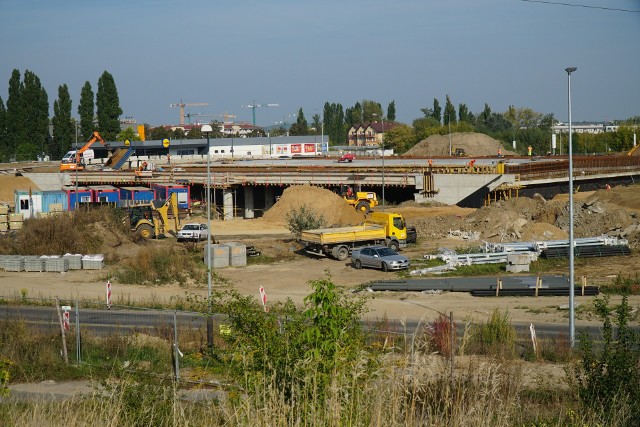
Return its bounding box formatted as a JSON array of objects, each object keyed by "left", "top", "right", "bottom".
[
  {"left": 565, "top": 67, "right": 577, "bottom": 74},
  {"left": 201, "top": 124, "right": 213, "bottom": 133}
]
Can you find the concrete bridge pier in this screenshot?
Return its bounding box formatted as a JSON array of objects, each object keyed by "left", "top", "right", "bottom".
[
  {"left": 244, "top": 186, "right": 255, "bottom": 219},
  {"left": 223, "top": 188, "right": 234, "bottom": 221}
]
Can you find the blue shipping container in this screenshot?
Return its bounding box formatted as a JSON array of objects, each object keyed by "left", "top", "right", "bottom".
[
  {"left": 89, "top": 185, "right": 120, "bottom": 205},
  {"left": 63, "top": 187, "right": 92, "bottom": 210},
  {"left": 151, "top": 183, "right": 190, "bottom": 209},
  {"left": 119, "top": 186, "right": 155, "bottom": 207}
]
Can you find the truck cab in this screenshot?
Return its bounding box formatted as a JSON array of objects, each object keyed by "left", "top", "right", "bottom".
[{"left": 366, "top": 211, "right": 408, "bottom": 251}]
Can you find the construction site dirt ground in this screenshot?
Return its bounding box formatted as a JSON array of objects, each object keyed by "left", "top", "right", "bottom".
[{"left": 0, "top": 207, "right": 637, "bottom": 328}]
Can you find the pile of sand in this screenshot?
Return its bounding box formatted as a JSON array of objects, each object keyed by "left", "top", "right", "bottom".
[
  {"left": 405, "top": 132, "right": 517, "bottom": 157},
  {"left": 262, "top": 184, "right": 365, "bottom": 226}
]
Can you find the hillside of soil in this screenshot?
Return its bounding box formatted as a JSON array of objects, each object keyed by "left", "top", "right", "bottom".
[
  {"left": 405, "top": 132, "right": 517, "bottom": 157},
  {"left": 262, "top": 184, "right": 365, "bottom": 226}
]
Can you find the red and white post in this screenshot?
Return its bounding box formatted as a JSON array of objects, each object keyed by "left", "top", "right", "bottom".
[
  {"left": 106, "top": 281, "right": 112, "bottom": 309},
  {"left": 259, "top": 286, "right": 268, "bottom": 313}
]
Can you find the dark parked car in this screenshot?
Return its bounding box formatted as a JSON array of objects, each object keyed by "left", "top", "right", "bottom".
[{"left": 351, "top": 246, "right": 410, "bottom": 271}]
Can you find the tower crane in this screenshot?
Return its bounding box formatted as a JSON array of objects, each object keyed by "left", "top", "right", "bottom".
[
  {"left": 241, "top": 101, "right": 279, "bottom": 125},
  {"left": 185, "top": 112, "right": 237, "bottom": 124},
  {"left": 170, "top": 100, "right": 209, "bottom": 126}
]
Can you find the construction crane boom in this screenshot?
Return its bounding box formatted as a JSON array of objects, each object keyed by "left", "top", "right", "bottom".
[
  {"left": 185, "top": 112, "right": 237, "bottom": 124},
  {"left": 170, "top": 100, "right": 209, "bottom": 125},
  {"left": 241, "top": 101, "right": 279, "bottom": 125}
]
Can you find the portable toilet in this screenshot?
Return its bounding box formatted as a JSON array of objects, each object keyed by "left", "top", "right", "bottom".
[
  {"left": 89, "top": 185, "right": 120, "bottom": 206},
  {"left": 119, "top": 186, "right": 155, "bottom": 207},
  {"left": 151, "top": 183, "right": 190, "bottom": 209},
  {"left": 63, "top": 186, "right": 92, "bottom": 211}
]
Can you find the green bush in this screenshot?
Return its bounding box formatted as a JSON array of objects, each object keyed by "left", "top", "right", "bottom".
[
  {"left": 571, "top": 295, "right": 640, "bottom": 425},
  {"left": 284, "top": 204, "right": 326, "bottom": 238},
  {"left": 471, "top": 309, "right": 517, "bottom": 358},
  {"left": 113, "top": 246, "right": 205, "bottom": 285}
]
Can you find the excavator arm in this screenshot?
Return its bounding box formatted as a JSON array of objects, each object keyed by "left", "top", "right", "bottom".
[{"left": 76, "top": 131, "right": 110, "bottom": 163}]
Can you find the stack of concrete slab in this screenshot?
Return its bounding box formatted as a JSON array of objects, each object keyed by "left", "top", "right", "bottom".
[
  {"left": 82, "top": 254, "right": 104, "bottom": 270},
  {"left": 0, "top": 205, "right": 9, "bottom": 233},
  {"left": 0, "top": 255, "right": 24, "bottom": 272},
  {"left": 42, "top": 256, "right": 69, "bottom": 272},
  {"left": 9, "top": 213, "right": 23, "bottom": 230},
  {"left": 23, "top": 256, "right": 45, "bottom": 272},
  {"left": 63, "top": 253, "right": 83, "bottom": 270}
]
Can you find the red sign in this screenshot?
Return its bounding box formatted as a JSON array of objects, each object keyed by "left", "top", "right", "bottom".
[
  {"left": 304, "top": 144, "right": 316, "bottom": 153},
  {"left": 291, "top": 144, "right": 302, "bottom": 154}
]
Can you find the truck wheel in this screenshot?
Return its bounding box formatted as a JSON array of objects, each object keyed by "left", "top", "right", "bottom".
[
  {"left": 355, "top": 201, "right": 370, "bottom": 213},
  {"left": 382, "top": 262, "right": 389, "bottom": 272},
  {"left": 336, "top": 246, "right": 349, "bottom": 261},
  {"left": 388, "top": 241, "right": 400, "bottom": 252},
  {"left": 137, "top": 224, "right": 154, "bottom": 239},
  {"left": 354, "top": 259, "right": 362, "bottom": 269}
]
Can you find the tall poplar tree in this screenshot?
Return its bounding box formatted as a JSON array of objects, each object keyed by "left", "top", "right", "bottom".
[
  {"left": 387, "top": 101, "right": 396, "bottom": 121},
  {"left": 5, "top": 69, "right": 22, "bottom": 160},
  {"left": 432, "top": 98, "right": 442, "bottom": 123},
  {"left": 96, "top": 71, "right": 122, "bottom": 141},
  {"left": 323, "top": 102, "right": 345, "bottom": 145},
  {"left": 0, "top": 98, "right": 7, "bottom": 162},
  {"left": 78, "top": 81, "right": 95, "bottom": 140},
  {"left": 52, "top": 84, "right": 73, "bottom": 160},
  {"left": 289, "top": 108, "right": 308, "bottom": 136},
  {"left": 444, "top": 95, "right": 457, "bottom": 125},
  {"left": 18, "top": 70, "right": 49, "bottom": 160}
]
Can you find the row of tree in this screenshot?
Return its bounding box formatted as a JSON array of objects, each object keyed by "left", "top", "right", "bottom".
[
  {"left": 1, "top": 68, "right": 637, "bottom": 161},
  {"left": 0, "top": 69, "right": 122, "bottom": 161}
]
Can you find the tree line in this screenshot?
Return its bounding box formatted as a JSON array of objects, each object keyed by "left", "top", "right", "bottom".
[{"left": 0, "top": 68, "right": 637, "bottom": 161}]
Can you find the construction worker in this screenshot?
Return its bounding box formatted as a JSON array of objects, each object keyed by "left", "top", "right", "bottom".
[
  {"left": 346, "top": 186, "right": 354, "bottom": 199},
  {"left": 527, "top": 145, "right": 533, "bottom": 156},
  {"left": 605, "top": 183, "right": 611, "bottom": 190},
  {"left": 428, "top": 158, "right": 433, "bottom": 168},
  {"left": 167, "top": 154, "right": 171, "bottom": 165},
  {"left": 497, "top": 148, "right": 502, "bottom": 158}
]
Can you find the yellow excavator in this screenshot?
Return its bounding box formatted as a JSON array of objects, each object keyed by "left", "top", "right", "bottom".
[{"left": 128, "top": 193, "right": 181, "bottom": 238}]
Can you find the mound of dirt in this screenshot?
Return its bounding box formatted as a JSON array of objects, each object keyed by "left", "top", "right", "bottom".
[
  {"left": 262, "top": 184, "right": 365, "bottom": 226},
  {"left": 405, "top": 132, "right": 516, "bottom": 157}
]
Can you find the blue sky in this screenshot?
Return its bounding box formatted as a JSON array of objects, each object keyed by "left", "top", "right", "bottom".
[{"left": 1, "top": 0, "right": 638, "bottom": 127}]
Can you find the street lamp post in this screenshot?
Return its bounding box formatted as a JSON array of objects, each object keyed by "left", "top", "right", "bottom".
[
  {"left": 74, "top": 120, "right": 79, "bottom": 209},
  {"left": 373, "top": 113, "right": 385, "bottom": 207},
  {"left": 201, "top": 124, "right": 214, "bottom": 348},
  {"left": 565, "top": 66, "right": 577, "bottom": 348}
]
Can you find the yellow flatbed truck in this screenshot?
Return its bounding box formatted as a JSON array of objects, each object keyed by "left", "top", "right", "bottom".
[{"left": 300, "top": 212, "right": 409, "bottom": 261}]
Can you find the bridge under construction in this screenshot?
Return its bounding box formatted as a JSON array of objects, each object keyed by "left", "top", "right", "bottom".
[{"left": 27, "top": 155, "right": 640, "bottom": 219}]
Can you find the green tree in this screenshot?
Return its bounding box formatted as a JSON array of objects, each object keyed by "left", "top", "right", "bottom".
[
  {"left": 311, "top": 114, "right": 322, "bottom": 135},
  {"left": 458, "top": 103, "right": 473, "bottom": 123},
  {"left": 186, "top": 127, "right": 202, "bottom": 139},
  {"left": 96, "top": 71, "right": 123, "bottom": 140},
  {"left": 51, "top": 84, "right": 73, "bottom": 160},
  {"left": 324, "top": 102, "right": 345, "bottom": 145},
  {"left": 116, "top": 127, "right": 140, "bottom": 142},
  {"left": 443, "top": 95, "right": 456, "bottom": 125},
  {"left": 5, "top": 69, "right": 22, "bottom": 160},
  {"left": 77, "top": 81, "right": 95, "bottom": 140},
  {"left": 387, "top": 100, "right": 396, "bottom": 121},
  {"left": 289, "top": 108, "right": 308, "bottom": 136},
  {"left": 148, "top": 126, "right": 171, "bottom": 140},
  {"left": 345, "top": 101, "right": 362, "bottom": 128},
  {"left": 384, "top": 123, "right": 416, "bottom": 153},
  {"left": 18, "top": 70, "right": 49, "bottom": 160},
  {"left": 362, "top": 99, "right": 383, "bottom": 122},
  {"left": 432, "top": 98, "right": 442, "bottom": 123},
  {"left": 0, "top": 98, "right": 6, "bottom": 161},
  {"left": 413, "top": 116, "right": 442, "bottom": 142}
]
